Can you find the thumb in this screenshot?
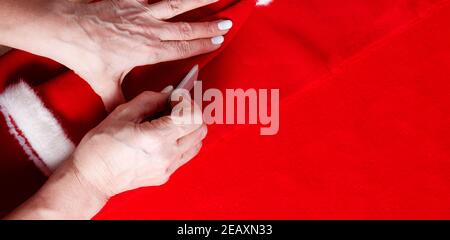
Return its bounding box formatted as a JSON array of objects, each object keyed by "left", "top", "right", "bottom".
[{"left": 114, "top": 86, "right": 173, "bottom": 122}]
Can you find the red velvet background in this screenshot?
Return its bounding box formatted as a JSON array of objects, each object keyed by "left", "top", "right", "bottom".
[{"left": 1, "top": 0, "right": 450, "bottom": 219}]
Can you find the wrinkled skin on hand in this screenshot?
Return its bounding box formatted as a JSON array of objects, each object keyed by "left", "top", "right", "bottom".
[
  {"left": 59, "top": 0, "right": 229, "bottom": 110},
  {"left": 71, "top": 88, "right": 207, "bottom": 197}
]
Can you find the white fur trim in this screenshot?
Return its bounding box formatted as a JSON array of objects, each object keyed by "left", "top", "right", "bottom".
[
  {"left": 0, "top": 81, "right": 75, "bottom": 173},
  {"left": 256, "top": 0, "right": 273, "bottom": 6},
  {"left": 0, "top": 107, "right": 51, "bottom": 175}
]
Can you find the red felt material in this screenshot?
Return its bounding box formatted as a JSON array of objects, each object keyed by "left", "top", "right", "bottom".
[{"left": 1, "top": 0, "right": 450, "bottom": 219}]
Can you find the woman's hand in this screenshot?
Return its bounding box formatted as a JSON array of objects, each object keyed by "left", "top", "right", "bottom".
[
  {"left": 0, "top": 0, "right": 232, "bottom": 110},
  {"left": 72, "top": 87, "right": 207, "bottom": 197},
  {"left": 7, "top": 87, "right": 207, "bottom": 219},
  {"left": 62, "top": 0, "right": 232, "bottom": 109}
]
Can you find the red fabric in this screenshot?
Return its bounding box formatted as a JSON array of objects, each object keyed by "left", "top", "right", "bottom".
[{"left": 1, "top": 0, "right": 450, "bottom": 219}]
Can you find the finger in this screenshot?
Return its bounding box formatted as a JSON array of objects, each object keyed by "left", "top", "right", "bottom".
[
  {"left": 158, "top": 36, "right": 224, "bottom": 62},
  {"left": 169, "top": 90, "right": 204, "bottom": 136},
  {"left": 167, "top": 142, "right": 202, "bottom": 175},
  {"left": 158, "top": 20, "right": 233, "bottom": 41},
  {"left": 149, "top": 0, "right": 218, "bottom": 20},
  {"left": 177, "top": 124, "right": 207, "bottom": 152},
  {"left": 114, "top": 90, "right": 171, "bottom": 122},
  {"left": 171, "top": 89, "right": 203, "bottom": 125},
  {"left": 142, "top": 91, "right": 202, "bottom": 140}
]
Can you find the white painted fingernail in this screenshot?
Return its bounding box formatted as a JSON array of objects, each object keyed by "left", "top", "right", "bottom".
[
  {"left": 211, "top": 36, "right": 225, "bottom": 45},
  {"left": 218, "top": 20, "right": 233, "bottom": 30},
  {"left": 161, "top": 85, "right": 174, "bottom": 93}
]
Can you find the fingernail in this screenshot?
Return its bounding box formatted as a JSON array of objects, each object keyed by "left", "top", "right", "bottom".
[
  {"left": 211, "top": 36, "right": 225, "bottom": 45},
  {"left": 218, "top": 20, "right": 233, "bottom": 31},
  {"left": 161, "top": 85, "right": 174, "bottom": 93}
]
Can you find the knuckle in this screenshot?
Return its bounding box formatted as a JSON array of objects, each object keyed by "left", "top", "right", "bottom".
[
  {"left": 153, "top": 116, "right": 175, "bottom": 130},
  {"left": 160, "top": 116, "right": 175, "bottom": 127},
  {"left": 177, "top": 22, "right": 193, "bottom": 39},
  {"left": 109, "top": 0, "right": 121, "bottom": 8},
  {"left": 176, "top": 41, "right": 192, "bottom": 58},
  {"left": 206, "top": 22, "right": 217, "bottom": 35},
  {"left": 113, "top": 104, "right": 129, "bottom": 117},
  {"left": 195, "top": 40, "right": 210, "bottom": 53},
  {"left": 201, "top": 39, "right": 211, "bottom": 49},
  {"left": 139, "top": 121, "right": 154, "bottom": 132},
  {"left": 166, "top": 0, "right": 183, "bottom": 14},
  {"left": 150, "top": 116, "right": 181, "bottom": 139}
]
